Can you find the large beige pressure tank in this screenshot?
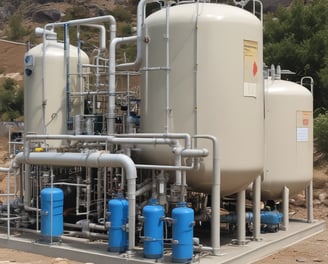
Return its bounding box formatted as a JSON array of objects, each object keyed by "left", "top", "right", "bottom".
[
  {"left": 262, "top": 79, "right": 313, "bottom": 200},
  {"left": 24, "top": 37, "right": 89, "bottom": 147},
  {"left": 140, "top": 3, "right": 264, "bottom": 196}
]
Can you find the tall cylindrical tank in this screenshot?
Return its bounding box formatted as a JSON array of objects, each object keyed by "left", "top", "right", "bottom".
[
  {"left": 108, "top": 197, "right": 128, "bottom": 252},
  {"left": 140, "top": 3, "right": 264, "bottom": 196},
  {"left": 172, "top": 202, "right": 194, "bottom": 263},
  {"left": 24, "top": 37, "right": 89, "bottom": 147},
  {"left": 262, "top": 79, "right": 313, "bottom": 200},
  {"left": 143, "top": 199, "right": 164, "bottom": 259},
  {"left": 40, "top": 187, "right": 64, "bottom": 239}
]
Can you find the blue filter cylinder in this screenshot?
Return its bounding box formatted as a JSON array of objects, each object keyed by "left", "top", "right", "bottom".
[
  {"left": 108, "top": 197, "right": 128, "bottom": 252},
  {"left": 40, "top": 187, "right": 64, "bottom": 238},
  {"left": 143, "top": 199, "right": 164, "bottom": 259},
  {"left": 172, "top": 202, "right": 194, "bottom": 263}
]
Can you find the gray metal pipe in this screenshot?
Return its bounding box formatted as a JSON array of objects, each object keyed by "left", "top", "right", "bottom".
[
  {"left": 180, "top": 148, "right": 209, "bottom": 157},
  {"left": 114, "top": 133, "right": 192, "bottom": 149},
  {"left": 306, "top": 180, "right": 313, "bottom": 223},
  {"left": 25, "top": 134, "right": 177, "bottom": 146},
  {"left": 237, "top": 190, "right": 246, "bottom": 245},
  {"left": 164, "top": 1, "right": 171, "bottom": 133},
  {"left": 135, "top": 183, "right": 152, "bottom": 197},
  {"left": 252, "top": 175, "right": 261, "bottom": 241},
  {"left": 14, "top": 151, "right": 137, "bottom": 250},
  {"left": 282, "top": 186, "right": 289, "bottom": 231}
]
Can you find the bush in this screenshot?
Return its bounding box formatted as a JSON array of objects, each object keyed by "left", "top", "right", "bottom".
[
  {"left": 314, "top": 112, "right": 328, "bottom": 153},
  {"left": 0, "top": 78, "right": 23, "bottom": 121},
  {"left": 111, "top": 7, "right": 132, "bottom": 22},
  {"left": 7, "top": 14, "right": 26, "bottom": 41}
]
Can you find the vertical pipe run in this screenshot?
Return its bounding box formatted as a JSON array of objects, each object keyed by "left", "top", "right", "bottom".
[
  {"left": 237, "top": 190, "right": 246, "bottom": 245},
  {"left": 194, "top": 135, "right": 220, "bottom": 255},
  {"left": 41, "top": 28, "right": 48, "bottom": 135},
  {"left": 164, "top": 1, "right": 171, "bottom": 133},
  {"left": 64, "top": 23, "right": 71, "bottom": 131},
  {"left": 306, "top": 180, "right": 313, "bottom": 223},
  {"left": 252, "top": 175, "right": 261, "bottom": 241},
  {"left": 4, "top": 167, "right": 11, "bottom": 238},
  {"left": 282, "top": 186, "right": 289, "bottom": 231}
]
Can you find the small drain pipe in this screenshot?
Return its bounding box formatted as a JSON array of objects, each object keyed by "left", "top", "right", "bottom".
[{"left": 13, "top": 151, "right": 137, "bottom": 250}]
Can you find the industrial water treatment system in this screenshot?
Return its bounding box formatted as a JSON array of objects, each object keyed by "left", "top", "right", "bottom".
[{"left": 0, "top": 0, "right": 323, "bottom": 263}]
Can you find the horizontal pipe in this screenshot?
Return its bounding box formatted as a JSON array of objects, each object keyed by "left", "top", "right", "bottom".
[
  {"left": 180, "top": 148, "right": 209, "bottom": 157},
  {"left": 24, "top": 133, "right": 193, "bottom": 150},
  {"left": 135, "top": 183, "right": 152, "bottom": 197},
  {"left": 65, "top": 230, "right": 108, "bottom": 240},
  {"left": 14, "top": 151, "right": 137, "bottom": 250},
  {"left": 64, "top": 222, "right": 106, "bottom": 231},
  {"left": 45, "top": 15, "right": 116, "bottom": 29}
]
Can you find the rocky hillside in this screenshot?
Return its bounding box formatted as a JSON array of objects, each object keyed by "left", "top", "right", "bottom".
[
  {"left": 0, "top": 0, "right": 137, "bottom": 40},
  {"left": 0, "top": 0, "right": 292, "bottom": 36}
]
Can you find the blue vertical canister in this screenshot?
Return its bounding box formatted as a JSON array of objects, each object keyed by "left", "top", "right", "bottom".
[
  {"left": 172, "top": 202, "right": 194, "bottom": 263},
  {"left": 40, "top": 187, "right": 64, "bottom": 239},
  {"left": 143, "top": 199, "right": 164, "bottom": 259},
  {"left": 108, "top": 197, "right": 128, "bottom": 252}
]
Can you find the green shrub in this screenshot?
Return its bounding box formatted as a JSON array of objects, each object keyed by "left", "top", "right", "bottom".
[
  {"left": 0, "top": 78, "right": 23, "bottom": 121},
  {"left": 314, "top": 112, "right": 328, "bottom": 153},
  {"left": 7, "top": 14, "right": 26, "bottom": 41},
  {"left": 111, "top": 7, "right": 132, "bottom": 22}
]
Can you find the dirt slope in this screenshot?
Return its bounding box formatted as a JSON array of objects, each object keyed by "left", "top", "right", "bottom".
[{"left": 0, "top": 40, "right": 25, "bottom": 81}]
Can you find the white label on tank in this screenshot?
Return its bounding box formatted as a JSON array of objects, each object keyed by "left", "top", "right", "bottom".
[
  {"left": 296, "top": 111, "right": 312, "bottom": 142},
  {"left": 244, "top": 83, "right": 257, "bottom": 97},
  {"left": 297, "top": 127, "right": 309, "bottom": 142},
  {"left": 244, "top": 40, "right": 258, "bottom": 98}
]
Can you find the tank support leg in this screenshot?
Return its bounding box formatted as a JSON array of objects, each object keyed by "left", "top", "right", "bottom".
[
  {"left": 252, "top": 175, "right": 262, "bottom": 241},
  {"left": 306, "top": 180, "right": 313, "bottom": 223},
  {"left": 282, "top": 186, "right": 289, "bottom": 231},
  {"left": 237, "top": 190, "right": 247, "bottom": 245}
]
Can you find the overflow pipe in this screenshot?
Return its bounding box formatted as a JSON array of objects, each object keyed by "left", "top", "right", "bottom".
[
  {"left": 109, "top": 36, "right": 138, "bottom": 134},
  {"left": 116, "top": 0, "right": 158, "bottom": 70},
  {"left": 193, "top": 135, "right": 220, "bottom": 255}
]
